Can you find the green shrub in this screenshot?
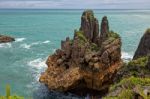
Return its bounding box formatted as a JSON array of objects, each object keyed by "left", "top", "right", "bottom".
[
  {"left": 90, "top": 43, "right": 99, "bottom": 51},
  {"left": 110, "top": 76, "right": 150, "bottom": 91},
  {"left": 128, "top": 56, "right": 148, "bottom": 67},
  {"left": 104, "top": 30, "right": 120, "bottom": 45},
  {"left": 76, "top": 30, "right": 87, "bottom": 43},
  {"left": 103, "top": 97, "right": 118, "bottom": 99},
  {"left": 118, "top": 89, "right": 133, "bottom": 99},
  {"left": 103, "top": 77, "right": 150, "bottom": 99},
  {"left": 145, "top": 28, "right": 150, "bottom": 34},
  {"left": 6, "top": 85, "right": 10, "bottom": 98},
  {"left": 108, "top": 31, "right": 120, "bottom": 39},
  {"left": 0, "top": 85, "right": 24, "bottom": 99}
]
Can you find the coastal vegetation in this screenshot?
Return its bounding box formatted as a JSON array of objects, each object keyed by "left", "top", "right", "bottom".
[
  {"left": 0, "top": 85, "right": 24, "bottom": 99},
  {"left": 103, "top": 53, "right": 150, "bottom": 98},
  {"left": 103, "top": 77, "right": 150, "bottom": 99}
]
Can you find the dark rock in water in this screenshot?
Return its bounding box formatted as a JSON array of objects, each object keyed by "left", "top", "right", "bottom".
[
  {"left": 40, "top": 10, "right": 122, "bottom": 96},
  {"left": 133, "top": 29, "right": 150, "bottom": 60},
  {"left": 0, "top": 35, "right": 15, "bottom": 43}
]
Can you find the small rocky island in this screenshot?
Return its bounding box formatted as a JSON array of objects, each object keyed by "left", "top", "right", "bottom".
[
  {"left": 0, "top": 35, "right": 15, "bottom": 43},
  {"left": 40, "top": 10, "right": 122, "bottom": 95}
]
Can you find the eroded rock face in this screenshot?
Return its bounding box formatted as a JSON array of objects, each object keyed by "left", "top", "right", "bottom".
[
  {"left": 0, "top": 35, "right": 15, "bottom": 43},
  {"left": 80, "top": 10, "right": 99, "bottom": 43},
  {"left": 133, "top": 29, "right": 150, "bottom": 60},
  {"left": 40, "top": 10, "right": 122, "bottom": 93},
  {"left": 99, "top": 16, "right": 109, "bottom": 45}
]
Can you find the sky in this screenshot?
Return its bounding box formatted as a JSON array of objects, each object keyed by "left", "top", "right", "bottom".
[{"left": 0, "top": 0, "right": 150, "bottom": 9}]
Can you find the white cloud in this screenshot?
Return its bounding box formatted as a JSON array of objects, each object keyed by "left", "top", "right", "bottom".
[{"left": 0, "top": 0, "right": 150, "bottom": 9}]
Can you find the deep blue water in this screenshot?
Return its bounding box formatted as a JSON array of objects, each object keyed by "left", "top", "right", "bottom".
[{"left": 0, "top": 9, "right": 150, "bottom": 98}]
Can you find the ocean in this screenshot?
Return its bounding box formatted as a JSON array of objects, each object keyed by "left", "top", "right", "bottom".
[{"left": 0, "top": 9, "right": 150, "bottom": 98}]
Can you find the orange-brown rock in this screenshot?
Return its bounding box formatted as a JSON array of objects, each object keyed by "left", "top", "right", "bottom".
[
  {"left": 40, "top": 10, "right": 122, "bottom": 93},
  {"left": 0, "top": 35, "right": 15, "bottom": 43}
]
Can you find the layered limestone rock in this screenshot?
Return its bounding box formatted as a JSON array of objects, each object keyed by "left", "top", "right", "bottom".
[
  {"left": 133, "top": 29, "right": 150, "bottom": 60},
  {"left": 0, "top": 35, "right": 15, "bottom": 43},
  {"left": 40, "top": 10, "right": 122, "bottom": 93}
]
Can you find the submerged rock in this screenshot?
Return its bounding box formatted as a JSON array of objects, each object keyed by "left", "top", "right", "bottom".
[
  {"left": 40, "top": 10, "right": 122, "bottom": 95},
  {"left": 133, "top": 29, "right": 150, "bottom": 60},
  {"left": 0, "top": 35, "right": 15, "bottom": 43}
]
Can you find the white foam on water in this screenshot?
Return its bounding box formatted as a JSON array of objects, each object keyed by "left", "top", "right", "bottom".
[
  {"left": 121, "top": 52, "right": 133, "bottom": 62},
  {"left": 0, "top": 43, "right": 12, "bottom": 48},
  {"left": 27, "top": 58, "right": 47, "bottom": 81},
  {"left": 20, "top": 43, "right": 31, "bottom": 49},
  {"left": 28, "top": 58, "right": 47, "bottom": 70},
  {"left": 15, "top": 38, "right": 26, "bottom": 42},
  {"left": 52, "top": 49, "right": 56, "bottom": 53},
  {"left": 20, "top": 40, "right": 51, "bottom": 49},
  {"left": 20, "top": 42, "right": 40, "bottom": 49},
  {"left": 31, "top": 42, "right": 41, "bottom": 45},
  {"left": 42, "top": 40, "right": 50, "bottom": 44}
]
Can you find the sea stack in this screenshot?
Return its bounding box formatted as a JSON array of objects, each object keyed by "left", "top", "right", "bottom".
[
  {"left": 133, "top": 29, "right": 150, "bottom": 60},
  {"left": 40, "top": 10, "right": 122, "bottom": 93},
  {"left": 80, "top": 10, "right": 99, "bottom": 43},
  {"left": 0, "top": 35, "right": 15, "bottom": 43}
]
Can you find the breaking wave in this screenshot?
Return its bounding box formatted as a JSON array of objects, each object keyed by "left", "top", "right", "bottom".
[
  {"left": 0, "top": 43, "right": 12, "bottom": 48},
  {"left": 20, "top": 43, "right": 31, "bottom": 49},
  {"left": 121, "top": 52, "right": 133, "bottom": 62},
  {"left": 42, "top": 40, "right": 50, "bottom": 44},
  {"left": 15, "top": 38, "right": 26, "bottom": 42},
  {"left": 20, "top": 40, "right": 50, "bottom": 49},
  {"left": 27, "top": 58, "right": 47, "bottom": 70}
]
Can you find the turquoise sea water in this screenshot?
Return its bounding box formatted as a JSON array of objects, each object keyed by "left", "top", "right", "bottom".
[{"left": 0, "top": 9, "right": 150, "bottom": 98}]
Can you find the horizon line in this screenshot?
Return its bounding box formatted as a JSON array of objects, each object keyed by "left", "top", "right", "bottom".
[{"left": 0, "top": 8, "right": 150, "bottom": 10}]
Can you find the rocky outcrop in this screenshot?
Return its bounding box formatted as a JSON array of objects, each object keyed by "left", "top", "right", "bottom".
[
  {"left": 133, "top": 29, "right": 150, "bottom": 60},
  {"left": 100, "top": 16, "right": 109, "bottom": 44},
  {"left": 80, "top": 10, "right": 99, "bottom": 44},
  {"left": 104, "top": 57, "right": 150, "bottom": 99},
  {"left": 40, "top": 10, "right": 122, "bottom": 94},
  {"left": 105, "top": 29, "right": 150, "bottom": 99},
  {"left": 0, "top": 35, "right": 15, "bottom": 43}
]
